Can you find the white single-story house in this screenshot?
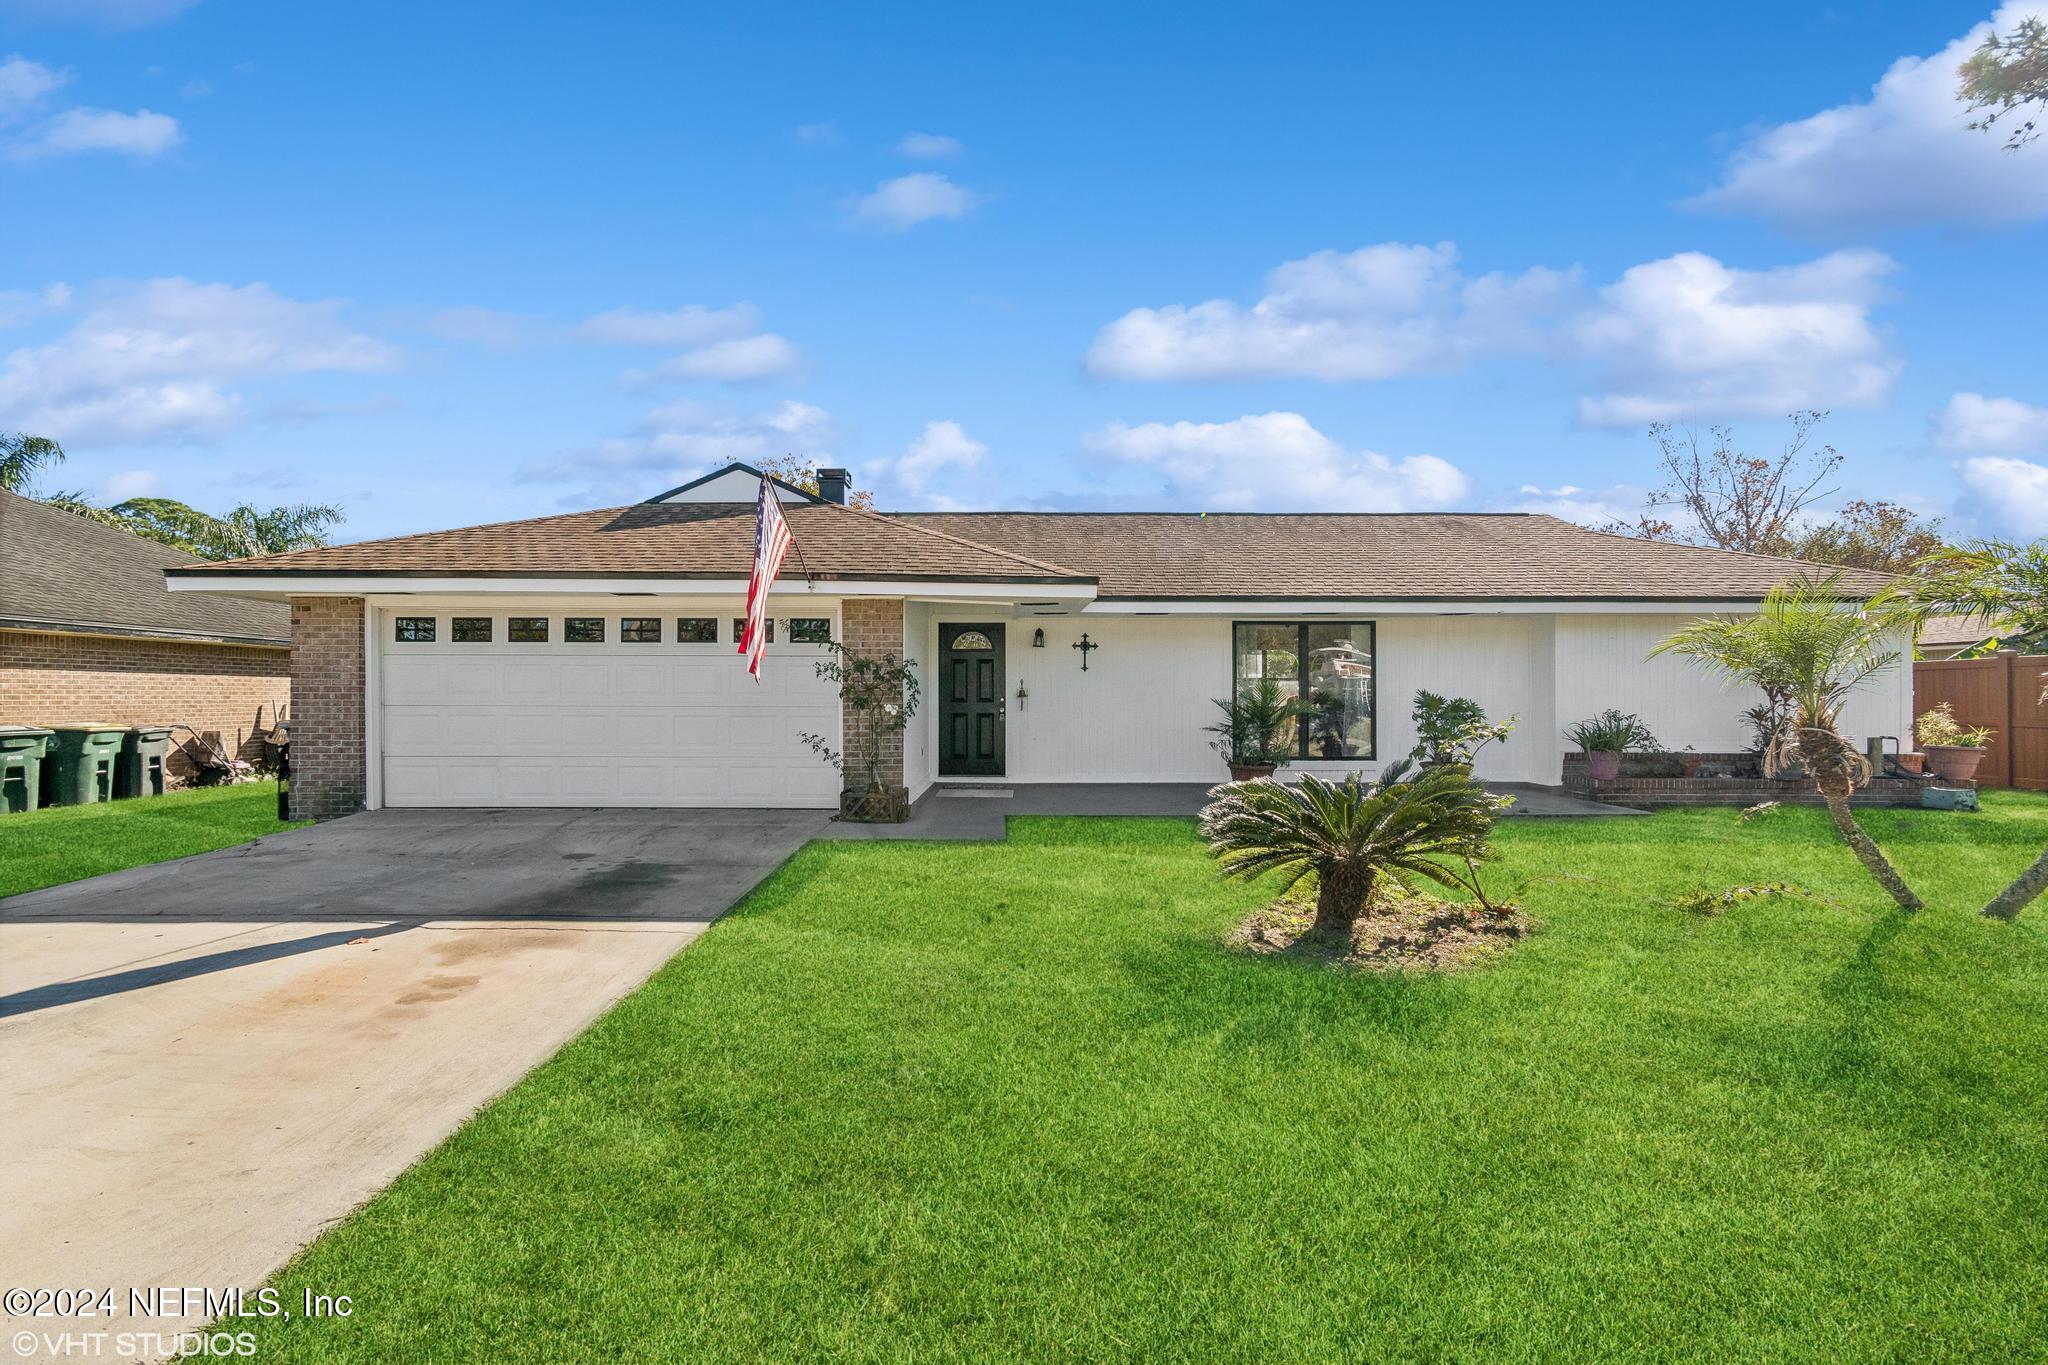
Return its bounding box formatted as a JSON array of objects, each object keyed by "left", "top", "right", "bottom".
[{"left": 166, "top": 463, "right": 1908, "bottom": 818}]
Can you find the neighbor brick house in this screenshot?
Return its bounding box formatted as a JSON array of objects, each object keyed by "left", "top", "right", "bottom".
[
  {"left": 165, "top": 463, "right": 1909, "bottom": 821},
  {"left": 1, "top": 488, "right": 290, "bottom": 780}
]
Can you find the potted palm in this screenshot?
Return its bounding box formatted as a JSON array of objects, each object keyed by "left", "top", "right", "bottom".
[
  {"left": 1914, "top": 703, "right": 1992, "bottom": 784},
  {"left": 1563, "top": 709, "right": 1659, "bottom": 782},
  {"left": 1206, "top": 678, "right": 1307, "bottom": 780}
]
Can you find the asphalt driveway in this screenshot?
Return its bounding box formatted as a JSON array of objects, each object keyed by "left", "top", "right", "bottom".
[{"left": 0, "top": 807, "right": 825, "bottom": 1350}]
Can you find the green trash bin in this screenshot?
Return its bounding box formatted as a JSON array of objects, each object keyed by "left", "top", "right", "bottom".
[
  {"left": 45, "top": 724, "right": 127, "bottom": 807},
  {"left": 0, "top": 726, "right": 53, "bottom": 815},
  {"left": 118, "top": 724, "right": 176, "bottom": 799}
]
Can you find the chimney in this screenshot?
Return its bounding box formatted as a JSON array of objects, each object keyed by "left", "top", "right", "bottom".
[{"left": 816, "top": 468, "right": 850, "bottom": 505}]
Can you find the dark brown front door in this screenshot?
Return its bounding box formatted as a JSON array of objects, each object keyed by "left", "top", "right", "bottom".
[{"left": 939, "top": 623, "right": 1005, "bottom": 776}]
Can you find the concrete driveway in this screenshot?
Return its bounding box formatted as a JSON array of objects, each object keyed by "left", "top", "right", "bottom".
[{"left": 0, "top": 807, "right": 825, "bottom": 1352}]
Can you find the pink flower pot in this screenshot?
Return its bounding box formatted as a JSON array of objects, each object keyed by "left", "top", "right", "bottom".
[
  {"left": 1921, "top": 745, "right": 1984, "bottom": 785},
  {"left": 1585, "top": 750, "right": 1622, "bottom": 781}
]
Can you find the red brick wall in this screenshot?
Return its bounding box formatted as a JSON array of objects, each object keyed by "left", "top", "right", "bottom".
[
  {"left": 839, "top": 598, "right": 906, "bottom": 791},
  {"left": 289, "top": 597, "right": 366, "bottom": 820},
  {"left": 0, "top": 629, "right": 288, "bottom": 781}
]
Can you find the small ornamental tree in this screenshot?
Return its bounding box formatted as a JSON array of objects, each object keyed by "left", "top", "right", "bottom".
[{"left": 800, "top": 642, "right": 921, "bottom": 820}]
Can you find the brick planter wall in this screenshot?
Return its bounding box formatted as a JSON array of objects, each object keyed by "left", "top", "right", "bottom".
[
  {"left": 288, "top": 597, "right": 366, "bottom": 819},
  {"left": 838, "top": 598, "right": 905, "bottom": 794},
  {"left": 0, "top": 629, "right": 288, "bottom": 781},
  {"left": 1561, "top": 752, "right": 1951, "bottom": 808}
]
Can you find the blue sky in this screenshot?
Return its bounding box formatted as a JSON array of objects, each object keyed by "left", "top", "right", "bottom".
[{"left": 2, "top": 0, "right": 2044, "bottom": 542}]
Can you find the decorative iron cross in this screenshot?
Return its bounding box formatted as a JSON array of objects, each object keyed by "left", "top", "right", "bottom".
[{"left": 1072, "top": 633, "right": 1098, "bottom": 670}]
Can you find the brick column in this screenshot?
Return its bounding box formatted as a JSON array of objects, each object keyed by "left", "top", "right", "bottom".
[
  {"left": 838, "top": 598, "right": 906, "bottom": 792},
  {"left": 288, "top": 596, "right": 366, "bottom": 819}
]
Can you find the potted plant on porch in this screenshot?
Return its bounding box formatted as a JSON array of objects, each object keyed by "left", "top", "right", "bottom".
[
  {"left": 801, "top": 643, "right": 922, "bottom": 822},
  {"left": 1914, "top": 703, "right": 1992, "bottom": 784},
  {"left": 1206, "top": 678, "right": 1308, "bottom": 781},
  {"left": 1564, "top": 709, "right": 1659, "bottom": 782}
]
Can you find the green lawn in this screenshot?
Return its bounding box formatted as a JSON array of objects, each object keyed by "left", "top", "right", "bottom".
[
  {"left": 0, "top": 781, "right": 303, "bottom": 898},
  {"left": 247, "top": 797, "right": 2045, "bottom": 1362}
]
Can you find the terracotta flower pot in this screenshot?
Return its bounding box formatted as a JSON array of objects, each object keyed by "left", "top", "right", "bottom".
[
  {"left": 1584, "top": 750, "right": 1622, "bottom": 781},
  {"left": 1921, "top": 744, "right": 1985, "bottom": 785},
  {"left": 1895, "top": 752, "right": 1925, "bottom": 775},
  {"left": 1229, "top": 762, "right": 1278, "bottom": 782}
]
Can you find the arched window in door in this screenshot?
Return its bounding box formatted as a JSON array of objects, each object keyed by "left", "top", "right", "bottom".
[{"left": 950, "top": 630, "right": 994, "bottom": 650}]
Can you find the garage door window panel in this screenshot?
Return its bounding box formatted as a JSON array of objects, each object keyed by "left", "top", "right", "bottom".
[
  {"left": 509, "top": 617, "right": 549, "bottom": 643},
  {"left": 565, "top": 617, "right": 606, "bottom": 643},
  {"left": 452, "top": 617, "right": 493, "bottom": 643},
  {"left": 677, "top": 617, "right": 718, "bottom": 643},
  {"left": 620, "top": 617, "right": 661, "bottom": 643},
  {"left": 394, "top": 616, "right": 436, "bottom": 643}
]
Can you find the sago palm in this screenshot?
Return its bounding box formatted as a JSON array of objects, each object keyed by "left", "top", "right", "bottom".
[
  {"left": 1654, "top": 574, "right": 1921, "bottom": 911},
  {"left": 1198, "top": 761, "right": 1510, "bottom": 933}
]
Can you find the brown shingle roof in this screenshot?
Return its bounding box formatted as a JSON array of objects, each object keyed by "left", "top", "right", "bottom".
[
  {"left": 0, "top": 489, "right": 289, "bottom": 646},
  {"left": 894, "top": 512, "right": 1895, "bottom": 601},
  {"left": 169, "top": 500, "right": 1092, "bottom": 585}
]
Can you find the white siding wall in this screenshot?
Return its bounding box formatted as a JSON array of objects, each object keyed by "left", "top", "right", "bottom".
[
  {"left": 921, "top": 608, "right": 1916, "bottom": 787},
  {"left": 980, "top": 616, "right": 1232, "bottom": 783},
  {"left": 1551, "top": 613, "right": 1915, "bottom": 772}
]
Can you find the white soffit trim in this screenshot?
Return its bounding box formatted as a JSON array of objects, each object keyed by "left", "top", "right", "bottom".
[{"left": 1078, "top": 598, "right": 1772, "bottom": 616}]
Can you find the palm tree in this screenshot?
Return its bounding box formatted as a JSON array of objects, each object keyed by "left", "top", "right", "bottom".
[
  {"left": 1198, "top": 761, "right": 1510, "bottom": 933},
  {"left": 0, "top": 433, "right": 65, "bottom": 493},
  {"left": 1886, "top": 539, "right": 2048, "bottom": 921},
  {"left": 1654, "top": 575, "right": 1920, "bottom": 911}
]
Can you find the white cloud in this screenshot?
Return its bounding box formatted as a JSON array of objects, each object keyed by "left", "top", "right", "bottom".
[
  {"left": 897, "top": 131, "right": 961, "bottom": 158},
  {"left": 100, "top": 467, "right": 157, "bottom": 499},
  {"left": 1084, "top": 411, "right": 1471, "bottom": 512},
  {"left": 0, "top": 282, "right": 70, "bottom": 328},
  {"left": 574, "top": 302, "right": 761, "bottom": 347},
  {"left": 14, "top": 105, "right": 181, "bottom": 158},
  {"left": 1958, "top": 456, "right": 2048, "bottom": 536},
  {"left": 1501, "top": 481, "right": 1648, "bottom": 529},
  {"left": 867, "top": 419, "right": 988, "bottom": 499},
  {"left": 522, "top": 400, "right": 837, "bottom": 495},
  {"left": 1087, "top": 241, "right": 1897, "bottom": 424},
  {"left": 1934, "top": 392, "right": 2048, "bottom": 453},
  {"left": 1087, "top": 242, "right": 1578, "bottom": 381},
  {"left": 849, "top": 172, "right": 981, "bottom": 230},
  {"left": 0, "top": 55, "right": 68, "bottom": 121},
  {"left": 646, "top": 332, "right": 801, "bottom": 383},
  {"left": 1569, "top": 249, "right": 1900, "bottom": 426},
  {"left": 0, "top": 277, "right": 399, "bottom": 444},
  {"left": 0, "top": 0, "right": 198, "bottom": 26},
  {"left": 1686, "top": 4, "right": 2048, "bottom": 232},
  {"left": 795, "top": 120, "right": 841, "bottom": 146}
]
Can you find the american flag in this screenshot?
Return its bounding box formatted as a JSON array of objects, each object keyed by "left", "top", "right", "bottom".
[{"left": 737, "top": 474, "right": 792, "bottom": 679}]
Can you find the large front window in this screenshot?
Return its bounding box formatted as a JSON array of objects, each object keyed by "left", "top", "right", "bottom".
[{"left": 1232, "top": 621, "right": 1375, "bottom": 760}]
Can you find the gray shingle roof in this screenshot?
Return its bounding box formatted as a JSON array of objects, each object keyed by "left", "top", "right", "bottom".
[
  {"left": 0, "top": 489, "right": 289, "bottom": 645},
  {"left": 894, "top": 512, "right": 1895, "bottom": 601},
  {"left": 167, "top": 500, "right": 1092, "bottom": 585}
]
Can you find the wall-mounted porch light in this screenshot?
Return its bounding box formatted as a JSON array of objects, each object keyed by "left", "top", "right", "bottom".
[{"left": 1032, "top": 627, "right": 1045, "bottom": 648}]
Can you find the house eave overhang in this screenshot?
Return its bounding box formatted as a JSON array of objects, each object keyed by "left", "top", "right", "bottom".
[
  {"left": 1079, "top": 595, "right": 1787, "bottom": 615},
  {"left": 0, "top": 614, "right": 290, "bottom": 649}
]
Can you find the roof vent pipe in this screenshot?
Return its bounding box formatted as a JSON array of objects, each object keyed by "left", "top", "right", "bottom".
[{"left": 816, "top": 468, "right": 850, "bottom": 504}]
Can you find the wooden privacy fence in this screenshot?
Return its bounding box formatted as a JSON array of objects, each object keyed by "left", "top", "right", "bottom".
[{"left": 1913, "top": 651, "right": 2048, "bottom": 791}]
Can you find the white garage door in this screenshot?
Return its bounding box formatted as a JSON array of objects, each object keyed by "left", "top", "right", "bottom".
[{"left": 376, "top": 607, "right": 841, "bottom": 808}]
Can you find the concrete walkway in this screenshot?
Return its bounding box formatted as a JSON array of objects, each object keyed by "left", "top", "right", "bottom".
[
  {"left": 822, "top": 779, "right": 1641, "bottom": 841},
  {"left": 0, "top": 808, "right": 824, "bottom": 1354}
]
